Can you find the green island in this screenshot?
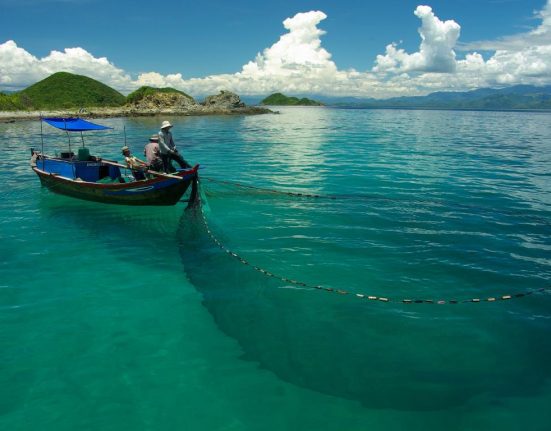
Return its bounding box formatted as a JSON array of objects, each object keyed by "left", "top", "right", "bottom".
[
  {"left": 260, "top": 93, "right": 324, "bottom": 106},
  {"left": 0, "top": 72, "right": 272, "bottom": 120},
  {"left": 125, "top": 86, "right": 193, "bottom": 105},
  {"left": 2, "top": 72, "right": 551, "bottom": 116},
  {"left": 0, "top": 72, "right": 126, "bottom": 110}
]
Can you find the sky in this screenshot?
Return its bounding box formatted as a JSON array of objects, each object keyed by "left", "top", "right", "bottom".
[{"left": 1, "top": 0, "right": 551, "bottom": 98}]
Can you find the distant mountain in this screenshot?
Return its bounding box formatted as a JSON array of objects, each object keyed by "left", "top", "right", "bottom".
[
  {"left": 261, "top": 92, "right": 324, "bottom": 106},
  {"left": 2, "top": 73, "right": 551, "bottom": 112},
  {"left": 320, "top": 85, "right": 551, "bottom": 110},
  {"left": 16, "top": 72, "right": 126, "bottom": 110}
]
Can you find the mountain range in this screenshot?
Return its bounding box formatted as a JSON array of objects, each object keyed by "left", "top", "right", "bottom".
[
  {"left": 2, "top": 72, "right": 551, "bottom": 111},
  {"left": 309, "top": 85, "right": 551, "bottom": 110}
]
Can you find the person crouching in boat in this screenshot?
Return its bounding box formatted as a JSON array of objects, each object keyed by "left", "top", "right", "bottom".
[
  {"left": 143, "top": 135, "right": 163, "bottom": 172},
  {"left": 121, "top": 146, "right": 148, "bottom": 180}
]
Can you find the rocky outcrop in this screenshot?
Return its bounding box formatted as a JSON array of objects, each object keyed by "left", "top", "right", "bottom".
[
  {"left": 0, "top": 90, "right": 273, "bottom": 121},
  {"left": 121, "top": 89, "right": 271, "bottom": 115},
  {"left": 127, "top": 92, "right": 197, "bottom": 111},
  {"left": 124, "top": 89, "right": 264, "bottom": 115},
  {"left": 202, "top": 90, "right": 245, "bottom": 109}
]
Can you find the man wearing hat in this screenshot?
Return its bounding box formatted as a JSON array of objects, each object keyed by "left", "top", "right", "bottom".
[
  {"left": 143, "top": 134, "right": 163, "bottom": 172},
  {"left": 121, "top": 145, "right": 147, "bottom": 180},
  {"left": 158, "top": 120, "right": 190, "bottom": 173}
]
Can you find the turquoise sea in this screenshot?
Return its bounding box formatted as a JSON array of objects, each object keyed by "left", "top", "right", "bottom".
[{"left": 1, "top": 107, "right": 550, "bottom": 430}]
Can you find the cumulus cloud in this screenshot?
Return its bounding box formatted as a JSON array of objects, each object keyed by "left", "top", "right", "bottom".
[
  {"left": 3, "top": 2, "right": 551, "bottom": 99},
  {"left": 373, "top": 5, "right": 460, "bottom": 74},
  {"left": 241, "top": 11, "right": 336, "bottom": 78},
  {"left": 0, "top": 40, "right": 38, "bottom": 87},
  {"left": 134, "top": 72, "right": 187, "bottom": 89},
  {"left": 459, "top": 0, "right": 551, "bottom": 51},
  {"left": 451, "top": 0, "right": 551, "bottom": 88},
  {"left": 131, "top": 10, "right": 348, "bottom": 96},
  {"left": 0, "top": 11, "right": 343, "bottom": 96},
  {"left": 0, "top": 40, "right": 132, "bottom": 92}
]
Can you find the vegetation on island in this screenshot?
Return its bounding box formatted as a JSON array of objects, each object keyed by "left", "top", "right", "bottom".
[
  {"left": 126, "top": 86, "right": 193, "bottom": 104},
  {"left": 0, "top": 72, "right": 272, "bottom": 117},
  {"left": 0, "top": 73, "right": 194, "bottom": 111},
  {"left": 0, "top": 92, "right": 22, "bottom": 110},
  {"left": 17, "top": 72, "right": 126, "bottom": 110},
  {"left": 2, "top": 72, "right": 551, "bottom": 112},
  {"left": 261, "top": 93, "right": 324, "bottom": 106}
]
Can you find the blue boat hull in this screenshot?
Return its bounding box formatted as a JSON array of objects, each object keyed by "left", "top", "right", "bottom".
[{"left": 33, "top": 164, "right": 199, "bottom": 206}]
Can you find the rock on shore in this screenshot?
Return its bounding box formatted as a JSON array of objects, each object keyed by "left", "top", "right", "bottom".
[{"left": 0, "top": 90, "right": 273, "bottom": 122}]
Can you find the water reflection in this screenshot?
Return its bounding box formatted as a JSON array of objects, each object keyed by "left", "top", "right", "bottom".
[
  {"left": 239, "top": 107, "right": 332, "bottom": 189},
  {"left": 4, "top": 111, "right": 551, "bottom": 418}
]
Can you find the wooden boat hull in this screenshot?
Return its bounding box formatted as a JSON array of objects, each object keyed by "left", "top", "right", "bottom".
[{"left": 33, "top": 165, "right": 199, "bottom": 206}]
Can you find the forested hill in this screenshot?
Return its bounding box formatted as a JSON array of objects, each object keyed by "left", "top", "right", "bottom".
[
  {"left": 2, "top": 72, "right": 126, "bottom": 110},
  {"left": 2, "top": 73, "right": 551, "bottom": 112},
  {"left": 261, "top": 93, "right": 324, "bottom": 106}
]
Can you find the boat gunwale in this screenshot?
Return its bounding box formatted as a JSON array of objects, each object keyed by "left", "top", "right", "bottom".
[{"left": 32, "top": 160, "right": 198, "bottom": 190}]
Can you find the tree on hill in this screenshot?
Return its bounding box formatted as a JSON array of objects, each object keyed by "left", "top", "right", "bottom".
[
  {"left": 0, "top": 92, "right": 24, "bottom": 110},
  {"left": 126, "top": 86, "right": 194, "bottom": 104},
  {"left": 18, "top": 72, "right": 126, "bottom": 109}
]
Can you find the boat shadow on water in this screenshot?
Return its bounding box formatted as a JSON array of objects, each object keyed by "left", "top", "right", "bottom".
[{"left": 177, "top": 203, "right": 551, "bottom": 412}]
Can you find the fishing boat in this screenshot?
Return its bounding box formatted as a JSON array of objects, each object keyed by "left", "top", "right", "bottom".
[{"left": 31, "top": 117, "right": 199, "bottom": 206}]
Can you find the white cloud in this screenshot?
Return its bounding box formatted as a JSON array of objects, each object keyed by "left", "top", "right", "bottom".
[
  {"left": 534, "top": 0, "right": 551, "bottom": 35},
  {"left": 132, "top": 10, "right": 348, "bottom": 97},
  {"left": 241, "top": 11, "right": 336, "bottom": 77},
  {"left": 0, "top": 40, "right": 132, "bottom": 92},
  {"left": 451, "top": 0, "right": 551, "bottom": 88},
  {"left": 368, "top": 1, "right": 551, "bottom": 94},
  {"left": 3, "top": 2, "right": 551, "bottom": 99},
  {"left": 373, "top": 5, "right": 460, "bottom": 74},
  {"left": 134, "top": 72, "right": 187, "bottom": 89},
  {"left": 0, "top": 40, "right": 37, "bottom": 86},
  {"left": 459, "top": 0, "right": 551, "bottom": 51}
]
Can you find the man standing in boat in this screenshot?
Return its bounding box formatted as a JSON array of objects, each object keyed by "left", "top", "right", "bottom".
[{"left": 158, "top": 120, "right": 190, "bottom": 173}]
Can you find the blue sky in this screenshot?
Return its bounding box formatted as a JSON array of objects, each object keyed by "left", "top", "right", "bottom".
[{"left": 1, "top": 0, "right": 551, "bottom": 97}]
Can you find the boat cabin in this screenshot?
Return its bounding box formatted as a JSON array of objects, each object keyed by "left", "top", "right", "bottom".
[
  {"left": 33, "top": 117, "right": 126, "bottom": 183},
  {"left": 37, "top": 157, "right": 122, "bottom": 182}
]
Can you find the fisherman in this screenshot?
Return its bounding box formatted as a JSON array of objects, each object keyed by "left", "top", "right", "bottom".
[
  {"left": 144, "top": 134, "right": 159, "bottom": 163},
  {"left": 121, "top": 146, "right": 148, "bottom": 180},
  {"left": 144, "top": 134, "right": 163, "bottom": 172},
  {"left": 158, "top": 120, "right": 190, "bottom": 173}
]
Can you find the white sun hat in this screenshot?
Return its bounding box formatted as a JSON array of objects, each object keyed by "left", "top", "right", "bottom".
[{"left": 161, "top": 120, "right": 173, "bottom": 129}]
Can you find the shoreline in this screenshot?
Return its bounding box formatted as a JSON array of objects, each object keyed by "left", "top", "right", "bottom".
[{"left": 0, "top": 105, "right": 275, "bottom": 123}]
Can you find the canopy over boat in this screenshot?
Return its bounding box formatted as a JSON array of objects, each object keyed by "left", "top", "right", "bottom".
[
  {"left": 42, "top": 117, "right": 112, "bottom": 132},
  {"left": 33, "top": 117, "right": 199, "bottom": 206}
]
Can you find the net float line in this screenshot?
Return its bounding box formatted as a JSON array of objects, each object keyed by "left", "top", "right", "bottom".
[{"left": 197, "top": 204, "right": 550, "bottom": 305}]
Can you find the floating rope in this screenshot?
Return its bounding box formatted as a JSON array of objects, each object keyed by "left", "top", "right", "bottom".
[
  {"left": 202, "top": 177, "right": 551, "bottom": 227},
  {"left": 202, "top": 177, "right": 337, "bottom": 199},
  {"left": 197, "top": 205, "right": 550, "bottom": 305}
]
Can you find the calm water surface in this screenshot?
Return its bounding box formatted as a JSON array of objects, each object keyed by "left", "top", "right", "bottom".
[{"left": 1, "top": 107, "right": 550, "bottom": 430}]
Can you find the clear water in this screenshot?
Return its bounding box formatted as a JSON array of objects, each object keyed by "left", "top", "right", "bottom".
[{"left": 1, "top": 108, "right": 550, "bottom": 430}]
